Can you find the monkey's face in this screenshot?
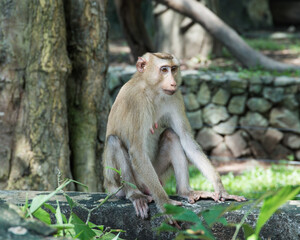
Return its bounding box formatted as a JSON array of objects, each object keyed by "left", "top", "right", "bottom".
[
  {"left": 136, "top": 52, "right": 181, "bottom": 96},
  {"left": 159, "top": 65, "right": 179, "bottom": 95}
]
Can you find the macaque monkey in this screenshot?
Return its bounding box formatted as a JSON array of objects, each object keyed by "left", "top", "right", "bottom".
[{"left": 103, "top": 52, "right": 246, "bottom": 220}]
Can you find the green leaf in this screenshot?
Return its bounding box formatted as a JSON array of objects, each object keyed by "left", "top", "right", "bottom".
[
  {"left": 70, "top": 213, "right": 96, "bottom": 240},
  {"left": 65, "top": 194, "right": 76, "bottom": 209},
  {"left": 202, "top": 205, "right": 228, "bottom": 227},
  {"left": 156, "top": 222, "right": 178, "bottom": 234},
  {"left": 106, "top": 166, "right": 121, "bottom": 175},
  {"left": 43, "top": 203, "right": 56, "bottom": 214},
  {"left": 29, "top": 179, "right": 73, "bottom": 215},
  {"left": 191, "top": 223, "right": 215, "bottom": 240},
  {"left": 255, "top": 186, "right": 300, "bottom": 236},
  {"left": 112, "top": 232, "right": 121, "bottom": 240},
  {"left": 241, "top": 224, "right": 255, "bottom": 239},
  {"left": 164, "top": 204, "right": 201, "bottom": 223},
  {"left": 32, "top": 207, "right": 51, "bottom": 225},
  {"left": 55, "top": 200, "right": 63, "bottom": 225},
  {"left": 122, "top": 181, "right": 137, "bottom": 189}
]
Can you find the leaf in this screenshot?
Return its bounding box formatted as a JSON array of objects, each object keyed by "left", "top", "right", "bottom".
[
  {"left": 29, "top": 179, "right": 73, "bottom": 215},
  {"left": 43, "top": 203, "right": 56, "bottom": 214},
  {"left": 241, "top": 224, "right": 255, "bottom": 239},
  {"left": 202, "top": 205, "right": 228, "bottom": 227},
  {"left": 65, "top": 194, "right": 76, "bottom": 209},
  {"left": 191, "top": 223, "right": 215, "bottom": 240},
  {"left": 32, "top": 207, "right": 51, "bottom": 225},
  {"left": 122, "top": 181, "right": 137, "bottom": 189},
  {"left": 255, "top": 186, "right": 300, "bottom": 236},
  {"left": 70, "top": 213, "right": 96, "bottom": 240},
  {"left": 55, "top": 200, "right": 63, "bottom": 225},
  {"left": 112, "top": 232, "right": 121, "bottom": 240},
  {"left": 106, "top": 166, "right": 121, "bottom": 175},
  {"left": 156, "top": 222, "right": 178, "bottom": 234},
  {"left": 164, "top": 204, "right": 200, "bottom": 223}
]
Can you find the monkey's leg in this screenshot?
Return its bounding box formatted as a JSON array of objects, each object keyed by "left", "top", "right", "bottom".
[
  {"left": 104, "top": 135, "right": 152, "bottom": 219},
  {"left": 155, "top": 129, "right": 217, "bottom": 203}
]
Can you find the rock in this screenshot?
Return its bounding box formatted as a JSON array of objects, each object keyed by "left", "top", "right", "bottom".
[
  {"left": 184, "top": 93, "right": 200, "bottom": 111},
  {"left": 107, "top": 70, "right": 121, "bottom": 92},
  {"left": 228, "top": 78, "right": 248, "bottom": 94},
  {"left": 260, "top": 128, "right": 284, "bottom": 153},
  {"left": 249, "top": 140, "right": 268, "bottom": 159},
  {"left": 285, "top": 85, "right": 298, "bottom": 94},
  {"left": 269, "top": 108, "right": 300, "bottom": 133},
  {"left": 228, "top": 95, "right": 247, "bottom": 114},
  {"left": 186, "top": 110, "right": 203, "bottom": 130},
  {"left": 249, "top": 76, "right": 262, "bottom": 84},
  {"left": 212, "top": 88, "right": 230, "bottom": 105},
  {"left": 213, "top": 116, "right": 238, "bottom": 135},
  {"left": 224, "top": 131, "right": 248, "bottom": 157},
  {"left": 270, "top": 144, "right": 293, "bottom": 161},
  {"left": 196, "top": 128, "right": 223, "bottom": 151},
  {"left": 274, "top": 76, "right": 300, "bottom": 86},
  {"left": 0, "top": 191, "right": 300, "bottom": 240},
  {"left": 282, "top": 94, "right": 299, "bottom": 110},
  {"left": 249, "top": 84, "right": 262, "bottom": 94},
  {"left": 182, "top": 73, "right": 200, "bottom": 87},
  {"left": 203, "top": 104, "right": 229, "bottom": 125},
  {"left": 283, "top": 133, "right": 300, "bottom": 149},
  {"left": 197, "top": 83, "right": 211, "bottom": 106},
  {"left": 120, "top": 66, "right": 136, "bottom": 83},
  {"left": 0, "top": 146, "right": 10, "bottom": 180},
  {"left": 263, "top": 87, "right": 284, "bottom": 103},
  {"left": 247, "top": 97, "right": 272, "bottom": 113},
  {"left": 239, "top": 112, "right": 268, "bottom": 139},
  {"left": 261, "top": 75, "right": 273, "bottom": 84},
  {"left": 199, "top": 74, "right": 212, "bottom": 82},
  {"left": 212, "top": 73, "right": 227, "bottom": 82},
  {"left": 296, "top": 150, "right": 300, "bottom": 161},
  {"left": 210, "top": 142, "right": 234, "bottom": 162}
]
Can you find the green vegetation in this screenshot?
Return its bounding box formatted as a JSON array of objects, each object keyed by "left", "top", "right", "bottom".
[
  {"left": 158, "top": 185, "right": 300, "bottom": 240},
  {"left": 165, "top": 164, "right": 300, "bottom": 199}
]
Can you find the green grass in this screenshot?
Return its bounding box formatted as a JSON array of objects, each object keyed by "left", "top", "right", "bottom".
[{"left": 164, "top": 165, "right": 300, "bottom": 199}]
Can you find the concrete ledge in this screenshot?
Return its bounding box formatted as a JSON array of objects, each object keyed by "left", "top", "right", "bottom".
[{"left": 0, "top": 191, "right": 299, "bottom": 240}]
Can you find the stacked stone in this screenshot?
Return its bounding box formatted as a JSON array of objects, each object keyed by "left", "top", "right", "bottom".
[{"left": 108, "top": 66, "right": 300, "bottom": 162}]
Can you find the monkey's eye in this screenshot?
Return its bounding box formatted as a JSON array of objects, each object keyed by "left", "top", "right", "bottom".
[
  {"left": 171, "top": 66, "right": 177, "bottom": 73},
  {"left": 160, "top": 66, "right": 169, "bottom": 73}
]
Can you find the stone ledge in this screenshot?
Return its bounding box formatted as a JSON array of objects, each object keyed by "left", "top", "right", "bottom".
[{"left": 0, "top": 191, "right": 299, "bottom": 240}]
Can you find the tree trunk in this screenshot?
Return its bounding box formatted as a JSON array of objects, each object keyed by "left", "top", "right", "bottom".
[
  {"left": 0, "top": 0, "right": 109, "bottom": 191},
  {"left": 64, "top": 0, "right": 109, "bottom": 192},
  {"left": 114, "top": 0, "right": 154, "bottom": 61},
  {"left": 2, "top": 0, "right": 73, "bottom": 190},
  {"left": 156, "top": 0, "right": 300, "bottom": 71}
]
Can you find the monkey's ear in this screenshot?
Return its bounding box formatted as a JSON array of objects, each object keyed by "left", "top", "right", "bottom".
[{"left": 136, "top": 57, "right": 146, "bottom": 73}]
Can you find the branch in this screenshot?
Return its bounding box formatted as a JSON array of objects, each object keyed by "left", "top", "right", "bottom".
[{"left": 155, "top": 0, "right": 300, "bottom": 71}]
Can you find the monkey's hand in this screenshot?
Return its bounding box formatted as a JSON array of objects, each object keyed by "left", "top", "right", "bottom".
[
  {"left": 130, "top": 193, "right": 153, "bottom": 219},
  {"left": 213, "top": 190, "right": 247, "bottom": 202}
]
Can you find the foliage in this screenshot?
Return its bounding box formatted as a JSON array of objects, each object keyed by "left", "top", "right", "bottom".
[
  {"left": 20, "top": 168, "right": 130, "bottom": 240},
  {"left": 157, "top": 185, "right": 300, "bottom": 240},
  {"left": 165, "top": 164, "right": 300, "bottom": 199}
]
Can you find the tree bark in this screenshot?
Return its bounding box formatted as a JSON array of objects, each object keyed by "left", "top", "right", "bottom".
[
  {"left": 155, "top": 0, "right": 300, "bottom": 71},
  {"left": 114, "top": 0, "right": 154, "bottom": 61},
  {"left": 64, "top": 0, "right": 109, "bottom": 192},
  {"left": 3, "top": 0, "right": 73, "bottom": 190}
]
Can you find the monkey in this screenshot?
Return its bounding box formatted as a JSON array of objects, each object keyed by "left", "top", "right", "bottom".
[{"left": 103, "top": 52, "right": 246, "bottom": 220}]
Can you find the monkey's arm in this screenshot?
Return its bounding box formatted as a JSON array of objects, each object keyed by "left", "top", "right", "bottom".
[{"left": 169, "top": 96, "right": 245, "bottom": 201}]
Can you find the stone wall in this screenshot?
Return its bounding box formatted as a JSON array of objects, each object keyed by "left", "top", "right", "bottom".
[{"left": 107, "top": 66, "right": 300, "bottom": 163}]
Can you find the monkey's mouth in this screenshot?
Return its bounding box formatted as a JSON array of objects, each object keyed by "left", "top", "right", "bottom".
[{"left": 163, "top": 89, "right": 176, "bottom": 95}]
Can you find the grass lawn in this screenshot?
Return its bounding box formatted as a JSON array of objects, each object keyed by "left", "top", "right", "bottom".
[{"left": 164, "top": 164, "right": 300, "bottom": 199}]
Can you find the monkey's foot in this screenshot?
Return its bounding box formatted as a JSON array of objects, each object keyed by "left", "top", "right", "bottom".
[
  {"left": 214, "top": 191, "right": 247, "bottom": 202},
  {"left": 130, "top": 193, "right": 153, "bottom": 219},
  {"left": 180, "top": 191, "right": 216, "bottom": 204}
]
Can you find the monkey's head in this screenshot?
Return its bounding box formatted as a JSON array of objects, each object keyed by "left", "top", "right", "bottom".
[{"left": 136, "top": 52, "right": 181, "bottom": 96}]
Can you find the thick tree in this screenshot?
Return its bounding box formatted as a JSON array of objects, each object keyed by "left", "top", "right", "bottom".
[{"left": 0, "top": 0, "right": 108, "bottom": 191}]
